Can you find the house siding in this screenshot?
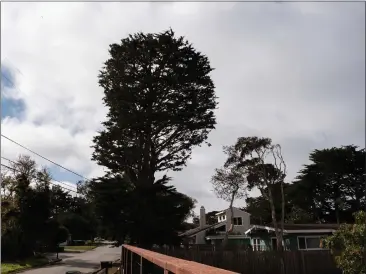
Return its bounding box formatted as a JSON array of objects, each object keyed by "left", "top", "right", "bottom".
[
  {"left": 226, "top": 207, "right": 251, "bottom": 234},
  {"left": 286, "top": 235, "right": 300, "bottom": 251},
  {"left": 248, "top": 231, "right": 333, "bottom": 251},
  {"left": 288, "top": 233, "right": 331, "bottom": 250},
  {"left": 229, "top": 238, "right": 251, "bottom": 245}
]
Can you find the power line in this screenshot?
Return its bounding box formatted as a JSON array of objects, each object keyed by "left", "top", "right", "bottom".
[
  {"left": 2, "top": 64, "right": 90, "bottom": 182},
  {"left": 1, "top": 163, "right": 77, "bottom": 194},
  {"left": 1, "top": 163, "right": 78, "bottom": 194},
  {"left": 1, "top": 74, "right": 15, "bottom": 88},
  {"left": 1, "top": 134, "right": 89, "bottom": 181},
  {"left": 1, "top": 156, "right": 78, "bottom": 192}
]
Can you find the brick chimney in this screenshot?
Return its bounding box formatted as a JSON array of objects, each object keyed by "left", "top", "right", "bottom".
[{"left": 199, "top": 206, "right": 206, "bottom": 228}]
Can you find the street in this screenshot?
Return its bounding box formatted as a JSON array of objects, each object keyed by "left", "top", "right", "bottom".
[{"left": 22, "top": 246, "right": 121, "bottom": 274}]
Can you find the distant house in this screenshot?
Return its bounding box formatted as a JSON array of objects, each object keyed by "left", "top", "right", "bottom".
[
  {"left": 245, "top": 223, "right": 339, "bottom": 251},
  {"left": 179, "top": 206, "right": 251, "bottom": 246},
  {"left": 180, "top": 206, "right": 339, "bottom": 251}
]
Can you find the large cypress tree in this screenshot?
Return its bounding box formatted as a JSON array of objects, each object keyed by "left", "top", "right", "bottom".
[{"left": 92, "top": 29, "right": 218, "bottom": 186}]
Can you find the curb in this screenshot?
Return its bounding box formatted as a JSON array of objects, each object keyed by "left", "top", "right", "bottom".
[
  {"left": 63, "top": 247, "right": 97, "bottom": 253},
  {"left": 50, "top": 258, "right": 63, "bottom": 264}
]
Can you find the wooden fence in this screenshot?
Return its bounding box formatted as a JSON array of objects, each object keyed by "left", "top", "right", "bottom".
[{"left": 152, "top": 247, "right": 342, "bottom": 274}]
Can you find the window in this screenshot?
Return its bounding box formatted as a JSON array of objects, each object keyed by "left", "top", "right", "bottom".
[
  {"left": 297, "top": 236, "right": 324, "bottom": 250},
  {"left": 252, "top": 238, "right": 264, "bottom": 251},
  {"left": 233, "top": 217, "right": 243, "bottom": 225}
]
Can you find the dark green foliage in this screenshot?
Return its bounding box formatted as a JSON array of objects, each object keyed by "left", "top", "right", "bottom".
[
  {"left": 245, "top": 145, "right": 365, "bottom": 225},
  {"left": 43, "top": 219, "right": 69, "bottom": 250},
  {"left": 57, "top": 213, "right": 92, "bottom": 241},
  {"left": 291, "top": 145, "right": 365, "bottom": 223},
  {"left": 92, "top": 29, "right": 217, "bottom": 184},
  {"left": 85, "top": 175, "right": 195, "bottom": 247},
  {"left": 1, "top": 155, "right": 98, "bottom": 259},
  {"left": 245, "top": 193, "right": 275, "bottom": 225},
  {"left": 1, "top": 171, "right": 60, "bottom": 258},
  {"left": 244, "top": 183, "right": 313, "bottom": 225},
  {"left": 85, "top": 174, "right": 132, "bottom": 242},
  {"left": 325, "top": 211, "right": 366, "bottom": 274}
]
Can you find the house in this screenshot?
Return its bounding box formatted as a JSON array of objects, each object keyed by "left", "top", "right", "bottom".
[
  {"left": 245, "top": 223, "right": 339, "bottom": 251},
  {"left": 180, "top": 206, "right": 251, "bottom": 246},
  {"left": 180, "top": 206, "right": 339, "bottom": 251}
]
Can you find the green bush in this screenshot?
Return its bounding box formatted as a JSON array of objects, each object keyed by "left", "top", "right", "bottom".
[
  {"left": 325, "top": 211, "right": 366, "bottom": 274},
  {"left": 85, "top": 240, "right": 94, "bottom": 246}
]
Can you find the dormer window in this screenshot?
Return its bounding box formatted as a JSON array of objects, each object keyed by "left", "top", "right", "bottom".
[{"left": 233, "top": 217, "right": 243, "bottom": 226}]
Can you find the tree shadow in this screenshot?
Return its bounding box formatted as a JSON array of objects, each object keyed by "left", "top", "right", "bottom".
[{"left": 59, "top": 259, "right": 100, "bottom": 269}]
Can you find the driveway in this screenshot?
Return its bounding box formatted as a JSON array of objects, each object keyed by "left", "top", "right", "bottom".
[{"left": 23, "top": 246, "right": 121, "bottom": 274}]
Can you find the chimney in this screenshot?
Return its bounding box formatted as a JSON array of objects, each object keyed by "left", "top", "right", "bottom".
[{"left": 199, "top": 206, "right": 206, "bottom": 228}]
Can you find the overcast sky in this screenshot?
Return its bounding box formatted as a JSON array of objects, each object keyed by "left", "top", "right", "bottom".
[{"left": 1, "top": 2, "right": 365, "bottom": 214}]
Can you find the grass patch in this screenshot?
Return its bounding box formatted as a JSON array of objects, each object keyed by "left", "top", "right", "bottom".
[
  {"left": 1, "top": 257, "right": 49, "bottom": 274},
  {"left": 64, "top": 245, "right": 96, "bottom": 251}
]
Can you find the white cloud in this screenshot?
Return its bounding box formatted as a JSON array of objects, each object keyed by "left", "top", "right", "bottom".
[{"left": 1, "top": 2, "right": 364, "bottom": 215}]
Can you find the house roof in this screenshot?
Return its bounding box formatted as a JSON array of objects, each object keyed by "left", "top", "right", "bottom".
[
  {"left": 282, "top": 223, "right": 339, "bottom": 230},
  {"left": 179, "top": 221, "right": 226, "bottom": 237},
  {"left": 244, "top": 224, "right": 339, "bottom": 235},
  {"left": 214, "top": 207, "right": 251, "bottom": 216}
]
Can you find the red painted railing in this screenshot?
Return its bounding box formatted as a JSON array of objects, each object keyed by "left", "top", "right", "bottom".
[{"left": 121, "top": 244, "right": 239, "bottom": 274}]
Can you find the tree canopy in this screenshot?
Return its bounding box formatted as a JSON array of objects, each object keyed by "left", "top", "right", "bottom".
[
  {"left": 245, "top": 145, "right": 365, "bottom": 225},
  {"left": 290, "top": 145, "right": 365, "bottom": 224},
  {"left": 90, "top": 29, "right": 217, "bottom": 246},
  {"left": 223, "top": 136, "right": 287, "bottom": 250},
  {"left": 84, "top": 174, "right": 195, "bottom": 246},
  {"left": 92, "top": 29, "right": 218, "bottom": 185},
  {"left": 1, "top": 155, "right": 99, "bottom": 260}
]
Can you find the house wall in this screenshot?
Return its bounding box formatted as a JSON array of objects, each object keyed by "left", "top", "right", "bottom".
[
  {"left": 226, "top": 207, "right": 251, "bottom": 234},
  {"left": 209, "top": 238, "right": 251, "bottom": 246},
  {"left": 229, "top": 238, "right": 251, "bottom": 246},
  {"left": 195, "top": 231, "right": 206, "bottom": 244},
  {"left": 285, "top": 233, "right": 332, "bottom": 251},
  {"left": 248, "top": 231, "right": 333, "bottom": 251}
]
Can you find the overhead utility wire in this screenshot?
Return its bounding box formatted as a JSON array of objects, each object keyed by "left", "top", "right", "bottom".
[
  {"left": 1, "top": 163, "right": 78, "bottom": 194},
  {"left": 2, "top": 63, "right": 89, "bottom": 183},
  {"left": 1, "top": 134, "right": 89, "bottom": 181},
  {"left": 1, "top": 156, "right": 78, "bottom": 191}
]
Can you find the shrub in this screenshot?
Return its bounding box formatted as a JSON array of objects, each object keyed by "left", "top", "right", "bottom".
[
  {"left": 85, "top": 240, "right": 94, "bottom": 246},
  {"left": 325, "top": 211, "right": 366, "bottom": 274}
]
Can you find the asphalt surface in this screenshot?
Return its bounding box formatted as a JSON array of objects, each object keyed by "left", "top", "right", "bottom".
[{"left": 22, "top": 246, "right": 121, "bottom": 274}]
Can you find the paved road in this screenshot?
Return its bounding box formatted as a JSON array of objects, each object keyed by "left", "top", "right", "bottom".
[{"left": 23, "top": 246, "right": 121, "bottom": 274}]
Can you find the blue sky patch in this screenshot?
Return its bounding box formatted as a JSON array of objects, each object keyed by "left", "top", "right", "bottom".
[
  {"left": 50, "top": 167, "right": 84, "bottom": 187},
  {"left": 1, "top": 65, "right": 26, "bottom": 120}
]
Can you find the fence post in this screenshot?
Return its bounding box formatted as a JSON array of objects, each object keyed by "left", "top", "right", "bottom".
[
  {"left": 300, "top": 251, "right": 306, "bottom": 274},
  {"left": 101, "top": 261, "right": 113, "bottom": 274},
  {"left": 140, "top": 256, "right": 142, "bottom": 274},
  {"left": 130, "top": 250, "right": 133, "bottom": 274},
  {"left": 120, "top": 247, "right": 123, "bottom": 274},
  {"left": 121, "top": 245, "right": 123, "bottom": 274}
]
